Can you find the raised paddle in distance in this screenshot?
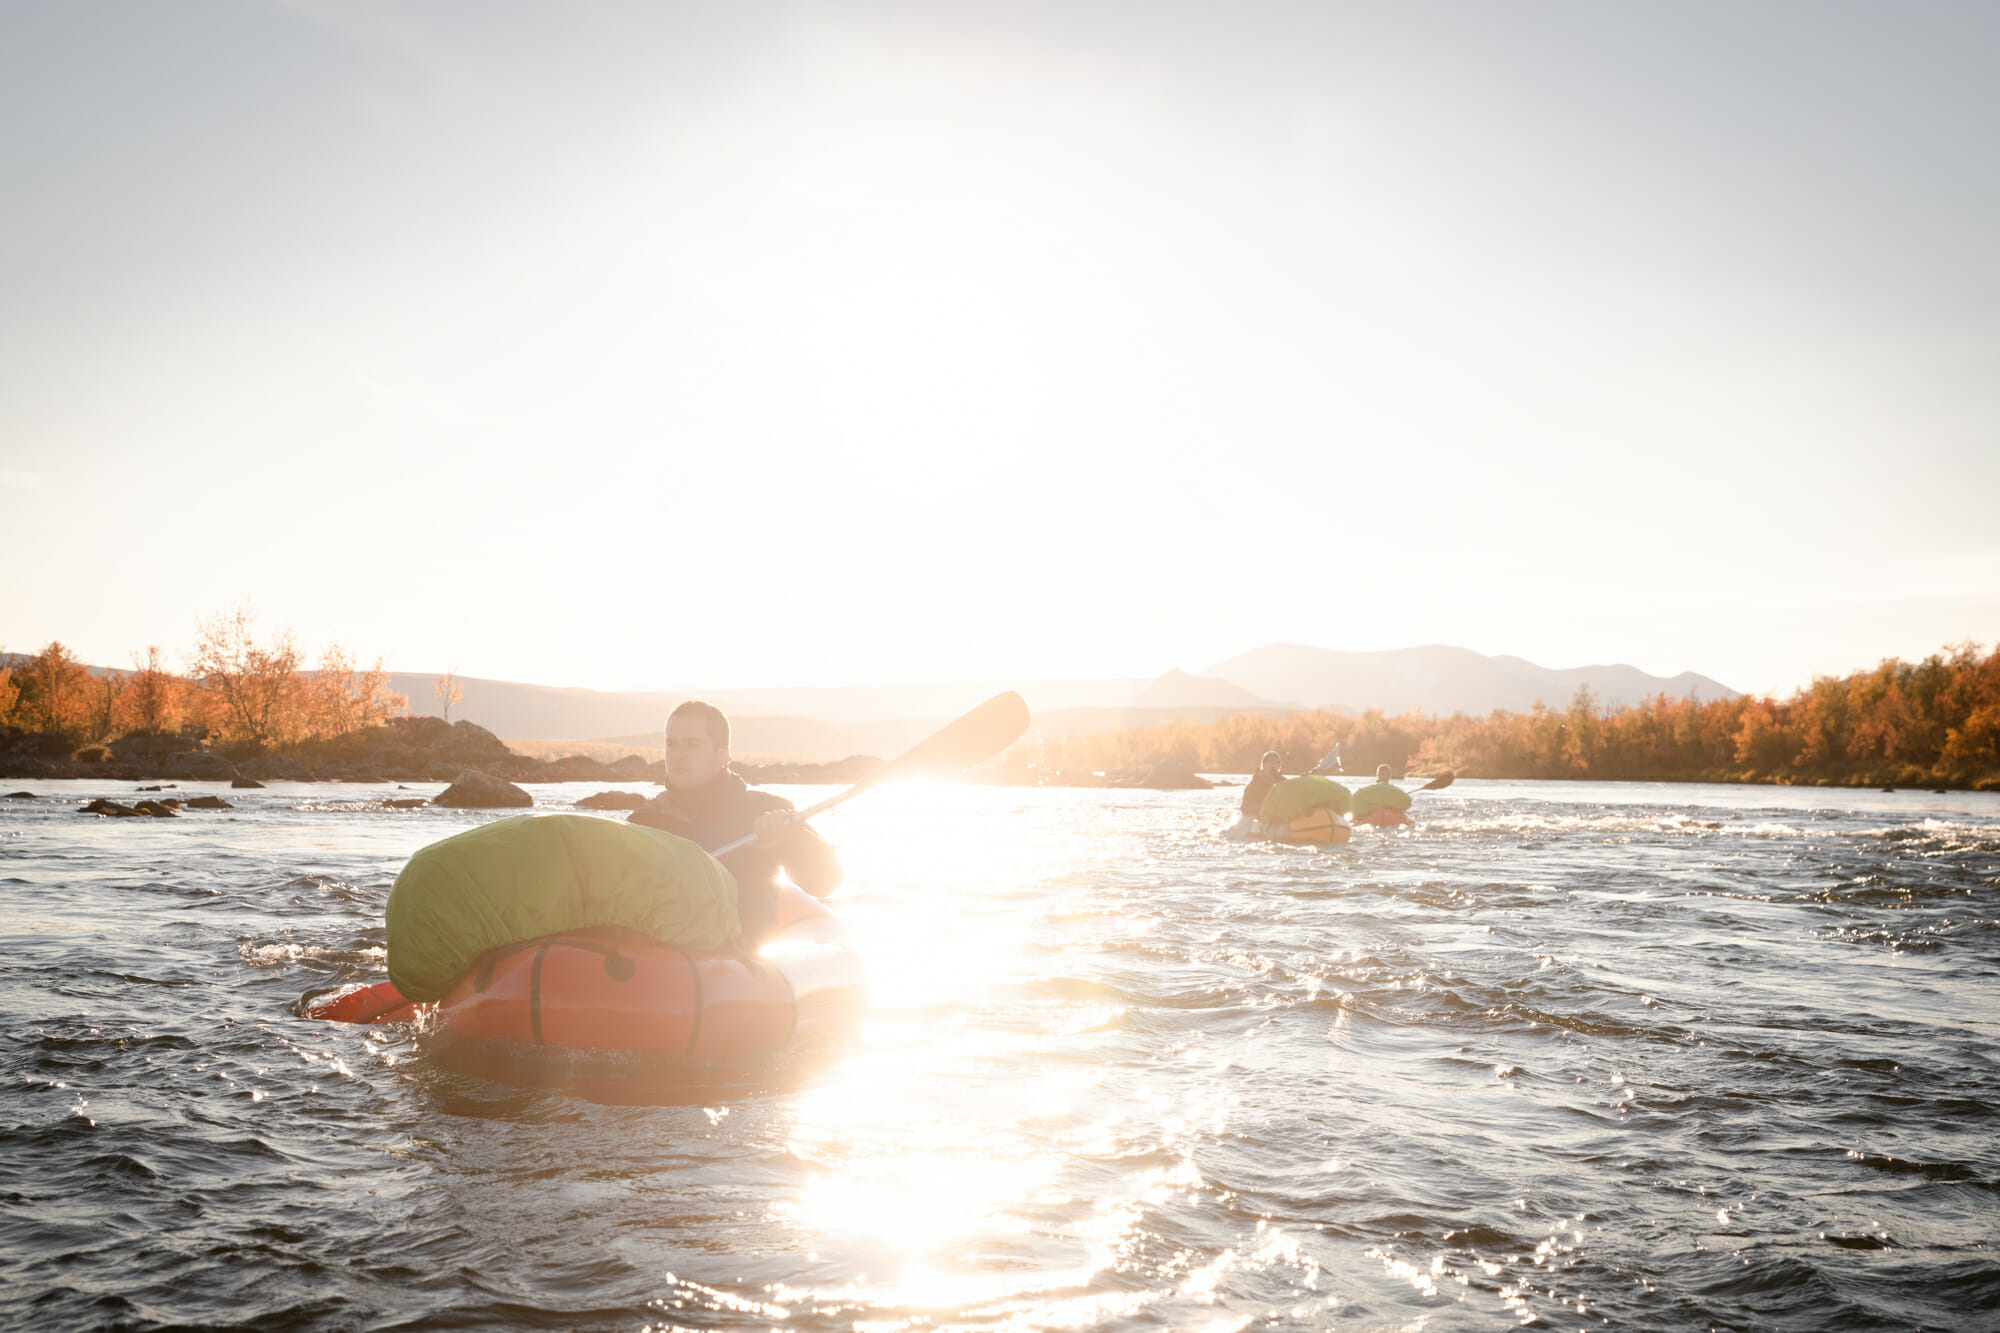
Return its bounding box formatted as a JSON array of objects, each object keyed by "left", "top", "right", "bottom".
[
  {"left": 1311, "top": 744, "right": 1453, "bottom": 793},
  {"left": 711, "top": 689, "right": 1031, "bottom": 856},
  {"left": 302, "top": 690, "right": 1034, "bottom": 1025}
]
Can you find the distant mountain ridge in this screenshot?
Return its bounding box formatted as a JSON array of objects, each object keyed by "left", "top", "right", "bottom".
[
  {"left": 377, "top": 644, "right": 1732, "bottom": 759},
  {"left": 384, "top": 673, "right": 1161, "bottom": 751},
  {"left": 1198, "top": 643, "right": 1736, "bottom": 716}
]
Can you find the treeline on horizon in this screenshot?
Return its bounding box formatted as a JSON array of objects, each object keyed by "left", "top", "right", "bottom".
[
  {"left": 1013, "top": 640, "right": 2000, "bottom": 791},
  {"left": 0, "top": 608, "right": 427, "bottom": 758}
]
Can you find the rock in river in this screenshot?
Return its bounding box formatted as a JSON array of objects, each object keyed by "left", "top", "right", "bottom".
[{"left": 431, "top": 770, "right": 534, "bottom": 809}]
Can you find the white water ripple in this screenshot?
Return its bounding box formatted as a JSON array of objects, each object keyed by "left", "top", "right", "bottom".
[{"left": 1, "top": 776, "right": 1997, "bottom": 1331}]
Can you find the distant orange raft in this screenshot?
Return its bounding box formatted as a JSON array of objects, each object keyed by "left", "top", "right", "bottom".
[{"left": 305, "top": 885, "right": 866, "bottom": 1101}]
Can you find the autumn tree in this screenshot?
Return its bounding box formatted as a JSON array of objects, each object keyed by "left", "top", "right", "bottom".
[
  {"left": 1562, "top": 686, "right": 1601, "bottom": 773},
  {"left": 13, "top": 641, "right": 93, "bottom": 737},
  {"left": 123, "top": 645, "right": 185, "bottom": 734},
  {"left": 308, "top": 643, "right": 406, "bottom": 738},
  {"left": 435, "top": 667, "right": 463, "bottom": 724},
  {"left": 84, "top": 673, "right": 126, "bottom": 743},
  {"left": 190, "top": 607, "right": 305, "bottom": 748}
]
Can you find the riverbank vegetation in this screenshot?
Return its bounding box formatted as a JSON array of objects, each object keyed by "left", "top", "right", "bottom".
[
  {"left": 1013, "top": 641, "right": 2000, "bottom": 791},
  {"left": 7, "top": 625, "right": 1995, "bottom": 791},
  {"left": 0, "top": 608, "right": 405, "bottom": 756}
]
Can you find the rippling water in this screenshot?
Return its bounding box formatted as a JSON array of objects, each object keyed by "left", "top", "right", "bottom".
[{"left": 4, "top": 776, "right": 1998, "bottom": 1331}]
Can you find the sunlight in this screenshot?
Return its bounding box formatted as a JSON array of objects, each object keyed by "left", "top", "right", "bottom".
[{"left": 782, "top": 1147, "right": 1045, "bottom": 1253}]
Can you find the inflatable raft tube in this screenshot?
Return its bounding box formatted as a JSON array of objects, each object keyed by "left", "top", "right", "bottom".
[
  {"left": 1352, "top": 808, "right": 1414, "bottom": 828},
  {"left": 428, "top": 883, "right": 863, "bottom": 1099},
  {"left": 1265, "top": 807, "right": 1352, "bottom": 845},
  {"left": 306, "top": 885, "right": 865, "bottom": 1102}
]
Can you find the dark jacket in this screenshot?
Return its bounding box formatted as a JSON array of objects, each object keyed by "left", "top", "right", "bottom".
[
  {"left": 1242, "top": 769, "right": 1282, "bottom": 816},
  {"left": 626, "top": 771, "right": 843, "bottom": 946}
]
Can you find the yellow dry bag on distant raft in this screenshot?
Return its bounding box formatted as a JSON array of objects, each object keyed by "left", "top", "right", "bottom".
[
  {"left": 1257, "top": 775, "right": 1353, "bottom": 826},
  {"left": 385, "top": 814, "right": 740, "bottom": 1002}
]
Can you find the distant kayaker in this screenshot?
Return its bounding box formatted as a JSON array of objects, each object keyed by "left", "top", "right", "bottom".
[
  {"left": 628, "top": 700, "right": 843, "bottom": 948},
  {"left": 1241, "top": 750, "right": 1285, "bottom": 817},
  {"left": 1351, "top": 764, "right": 1413, "bottom": 815}
]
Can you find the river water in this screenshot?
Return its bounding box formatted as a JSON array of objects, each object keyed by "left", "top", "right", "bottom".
[{"left": 2, "top": 776, "right": 1997, "bottom": 1331}]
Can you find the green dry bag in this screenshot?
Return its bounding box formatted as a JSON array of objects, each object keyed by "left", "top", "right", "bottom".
[
  {"left": 1258, "top": 775, "right": 1352, "bottom": 824},
  {"left": 1350, "top": 782, "right": 1413, "bottom": 817},
  {"left": 385, "top": 813, "right": 740, "bottom": 1002}
]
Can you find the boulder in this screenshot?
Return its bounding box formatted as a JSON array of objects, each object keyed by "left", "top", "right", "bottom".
[
  {"left": 575, "top": 790, "right": 649, "bottom": 811},
  {"left": 607, "top": 755, "right": 658, "bottom": 781},
  {"left": 83, "top": 799, "right": 143, "bottom": 817},
  {"left": 184, "top": 796, "right": 234, "bottom": 810},
  {"left": 431, "top": 770, "right": 534, "bottom": 809},
  {"left": 134, "top": 800, "right": 179, "bottom": 817},
  {"left": 380, "top": 798, "right": 428, "bottom": 810},
  {"left": 7, "top": 791, "right": 36, "bottom": 799},
  {"left": 238, "top": 754, "right": 314, "bottom": 782},
  {"left": 375, "top": 717, "right": 512, "bottom": 766},
  {"left": 489, "top": 755, "right": 554, "bottom": 783},
  {"left": 441, "top": 719, "right": 513, "bottom": 762},
  {"left": 547, "top": 755, "right": 612, "bottom": 781},
  {"left": 164, "top": 751, "right": 237, "bottom": 782}
]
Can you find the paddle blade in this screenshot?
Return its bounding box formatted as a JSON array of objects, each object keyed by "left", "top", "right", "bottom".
[
  {"left": 1415, "top": 770, "right": 1455, "bottom": 793},
  {"left": 881, "top": 690, "right": 1031, "bottom": 783},
  {"left": 301, "top": 979, "right": 422, "bottom": 1024}
]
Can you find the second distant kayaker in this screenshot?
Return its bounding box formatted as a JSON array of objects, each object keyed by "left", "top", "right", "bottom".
[
  {"left": 1351, "top": 764, "right": 1413, "bottom": 815},
  {"left": 627, "top": 700, "right": 843, "bottom": 949},
  {"left": 1241, "top": 750, "right": 1284, "bottom": 816}
]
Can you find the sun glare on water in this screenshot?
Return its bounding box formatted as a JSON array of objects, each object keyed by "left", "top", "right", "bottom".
[{"left": 758, "top": 785, "right": 1146, "bottom": 1315}]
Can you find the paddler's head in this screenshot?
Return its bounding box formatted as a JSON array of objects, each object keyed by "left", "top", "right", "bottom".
[
  {"left": 1376, "top": 764, "right": 1393, "bottom": 781},
  {"left": 665, "top": 700, "right": 732, "bottom": 792},
  {"left": 1260, "top": 751, "right": 1282, "bottom": 775}
]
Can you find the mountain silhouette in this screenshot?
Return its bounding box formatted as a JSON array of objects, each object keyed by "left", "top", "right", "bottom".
[{"left": 1198, "top": 643, "right": 1736, "bottom": 716}]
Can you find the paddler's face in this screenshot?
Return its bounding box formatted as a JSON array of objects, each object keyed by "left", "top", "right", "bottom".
[{"left": 664, "top": 715, "right": 730, "bottom": 791}]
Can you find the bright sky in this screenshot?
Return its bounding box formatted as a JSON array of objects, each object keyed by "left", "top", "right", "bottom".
[{"left": 3, "top": 1, "right": 1996, "bottom": 698}]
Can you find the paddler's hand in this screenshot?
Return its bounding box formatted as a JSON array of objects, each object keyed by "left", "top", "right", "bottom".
[{"left": 752, "top": 810, "right": 798, "bottom": 846}]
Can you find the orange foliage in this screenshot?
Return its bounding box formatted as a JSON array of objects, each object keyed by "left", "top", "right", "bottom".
[
  {"left": 186, "top": 609, "right": 408, "bottom": 750},
  {"left": 0, "top": 611, "right": 408, "bottom": 751},
  {"left": 121, "top": 645, "right": 187, "bottom": 735},
  {"left": 8, "top": 642, "right": 93, "bottom": 737},
  {"left": 1012, "top": 641, "right": 2000, "bottom": 789}
]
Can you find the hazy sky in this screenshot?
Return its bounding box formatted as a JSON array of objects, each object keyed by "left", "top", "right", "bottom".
[{"left": 4, "top": 1, "right": 1996, "bottom": 697}]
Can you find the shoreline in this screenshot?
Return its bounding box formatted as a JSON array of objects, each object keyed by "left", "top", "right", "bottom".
[
  {"left": 6, "top": 761, "right": 1994, "bottom": 796},
  {"left": 4, "top": 713, "right": 1994, "bottom": 796}
]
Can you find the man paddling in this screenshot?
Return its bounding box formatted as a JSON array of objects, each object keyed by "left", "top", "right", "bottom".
[
  {"left": 1241, "top": 750, "right": 1284, "bottom": 818},
  {"left": 1220, "top": 750, "right": 1288, "bottom": 837},
  {"left": 627, "top": 700, "right": 843, "bottom": 949}
]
